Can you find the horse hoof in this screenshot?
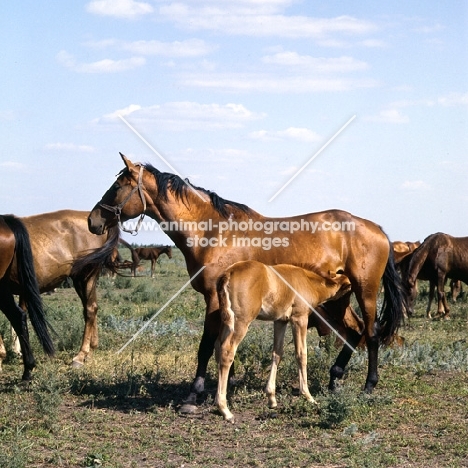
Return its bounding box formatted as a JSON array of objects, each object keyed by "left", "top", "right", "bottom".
[
  {"left": 71, "top": 360, "right": 84, "bottom": 369},
  {"left": 179, "top": 403, "right": 199, "bottom": 415}
]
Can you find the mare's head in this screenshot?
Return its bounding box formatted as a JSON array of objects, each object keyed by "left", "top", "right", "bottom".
[
  {"left": 88, "top": 153, "right": 149, "bottom": 235},
  {"left": 165, "top": 246, "right": 173, "bottom": 259}
]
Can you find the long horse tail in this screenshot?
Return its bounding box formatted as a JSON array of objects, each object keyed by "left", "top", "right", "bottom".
[
  {"left": 70, "top": 224, "right": 121, "bottom": 283},
  {"left": 3, "top": 215, "right": 55, "bottom": 356},
  {"left": 379, "top": 235, "right": 409, "bottom": 345},
  {"left": 217, "top": 272, "right": 234, "bottom": 331}
]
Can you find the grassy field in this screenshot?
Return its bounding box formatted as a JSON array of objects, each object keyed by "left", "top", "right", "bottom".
[{"left": 0, "top": 247, "right": 468, "bottom": 468}]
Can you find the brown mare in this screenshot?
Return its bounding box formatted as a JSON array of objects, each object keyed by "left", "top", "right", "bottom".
[
  {"left": 134, "top": 245, "right": 173, "bottom": 277},
  {"left": 215, "top": 261, "right": 352, "bottom": 421},
  {"left": 0, "top": 215, "right": 55, "bottom": 380},
  {"left": 6, "top": 210, "right": 119, "bottom": 367},
  {"left": 87, "top": 154, "right": 406, "bottom": 412},
  {"left": 404, "top": 232, "right": 468, "bottom": 319}
]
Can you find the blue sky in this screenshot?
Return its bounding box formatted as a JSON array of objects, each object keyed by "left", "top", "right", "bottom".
[{"left": 1, "top": 1, "right": 467, "bottom": 245}]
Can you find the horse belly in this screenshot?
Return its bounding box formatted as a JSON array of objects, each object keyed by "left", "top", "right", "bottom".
[{"left": 257, "top": 303, "right": 292, "bottom": 322}]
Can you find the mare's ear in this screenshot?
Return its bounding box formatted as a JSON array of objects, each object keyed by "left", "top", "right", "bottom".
[
  {"left": 120, "top": 153, "right": 137, "bottom": 171},
  {"left": 119, "top": 152, "right": 140, "bottom": 179}
]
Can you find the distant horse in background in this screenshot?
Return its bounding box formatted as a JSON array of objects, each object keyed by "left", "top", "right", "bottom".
[
  {"left": 392, "top": 241, "right": 421, "bottom": 265},
  {"left": 134, "top": 246, "right": 173, "bottom": 277},
  {"left": 0, "top": 214, "right": 55, "bottom": 380},
  {"left": 87, "top": 154, "right": 406, "bottom": 413},
  {"left": 404, "top": 232, "right": 468, "bottom": 319},
  {"left": 7, "top": 210, "right": 120, "bottom": 367},
  {"left": 215, "top": 261, "right": 352, "bottom": 421}
]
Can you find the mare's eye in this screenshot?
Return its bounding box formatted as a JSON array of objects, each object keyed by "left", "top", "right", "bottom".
[{"left": 113, "top": 183, "right": 121, "bottom": 191}]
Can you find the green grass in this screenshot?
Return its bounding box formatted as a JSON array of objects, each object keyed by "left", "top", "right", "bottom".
[{"left": 0, "top": 247, "right": 468, "bottom": 467}]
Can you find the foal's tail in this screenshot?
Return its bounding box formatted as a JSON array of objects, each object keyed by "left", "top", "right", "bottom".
[
  {"left": 379, "top": 236, "right": 408, "bottom": 345},
  {"left": 217, "top": 272, "right": 234, "bottom": 332},
  {"left": 3, "top": 215, "right": 55, "bottom": 356}
]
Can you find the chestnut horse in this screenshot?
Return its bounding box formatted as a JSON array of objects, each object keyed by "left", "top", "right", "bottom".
[
  {"left": 87, "top": 154, "right": 406, "bottom": 412},
  {"left": 215, "top": 261, "right": 352, "bottom": 421},
  {"left": 134, "top": 245, "right": 173, "bottom": 277},
  {"left": 405, "top": 232, "right": 468, "bottom": 319},
  {"left": 8, "top": 210, "right": 119, "bottom": 367},
  {"left": 0, "top": 215, "right": 55, "bottom": 380}
]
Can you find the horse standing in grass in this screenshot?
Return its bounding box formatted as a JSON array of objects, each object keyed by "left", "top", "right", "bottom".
[
  {"left": 215, "top": 261, "right": 352, "bottom": 421},
  {"left": 0, "top": 215, "right": 55, "bottom": 380},
  {"left": 8, "top": 210, "right": 119, "bottom": 367},
  {"left": 134, "top": 246, "right": 173, "bottom": 277},
  {"left": 405, "top": 232, "right": 468, "bottom": 319},
  {"left": 87, "top": 154, "right": 406, "bottom": 413}
]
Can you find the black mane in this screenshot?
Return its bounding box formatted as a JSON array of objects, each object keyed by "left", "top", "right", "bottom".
[{"left": 143, "top": 163, "right": 252, "bottom": 218}]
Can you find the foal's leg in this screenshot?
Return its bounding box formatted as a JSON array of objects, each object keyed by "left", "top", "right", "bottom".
[
  {"left": 72, "top": 275, "right": 99, "bottom": 367},
  {"left": 216, "top": 321, "right": 250, "bottom": 421},
  {"left": 290, "top": 315, "right": 315, "bottom": 403},
  {"left": 265, "top": 320, "right": 287, "bottom": 409}
]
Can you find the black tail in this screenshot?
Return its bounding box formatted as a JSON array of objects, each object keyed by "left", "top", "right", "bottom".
[
  {"left": 379, "top": 236, "right": 408, "bottom": 345},
  {"left": 3, "top": 215, "right": 55, "bottom": 356},
  {"left": 70, "top": 224, "right": 121, "bottom": 283}
]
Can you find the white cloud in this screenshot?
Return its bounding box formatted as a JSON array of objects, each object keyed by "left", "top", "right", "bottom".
[
  {"left": 44, "top": 143, "right": 96, "bottom": 152},
  {"left": 262, "top": 52, "right": 369, "bottom": 73},
  {"left": 178, "top": 72, "right": 378, "bottom": 93},
  {"left": 250, "top": 127, "right": 321, "bottom": 143},
  {"left": 401, "top": 180, "right": 431, "bottom": 191},
  {"left": 0, "top": 161, "right": 27, "bottom": 170},
  {"left": 438, "top": 92, "right": 468, "bottom": 107},
  {"left": 85, "top": 38, "right": 216, "bottom": 58},
  {"left": 86, "top": 0, "right": 153, "bottom": 19},
  {"left": 57, "top": 51, "right": 145, "bottom": 73},
  {"left": 95, "top": 101, "right": 265, "bottom": 131},
  {"left": 365, "top": 108, "right": 410, "bottom": 124},
  {"left": 159, "top": 4, "right": 377, "bottom": 38}
]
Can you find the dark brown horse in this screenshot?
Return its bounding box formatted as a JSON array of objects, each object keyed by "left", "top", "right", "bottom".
[
  {"left": 405, "top": 232, "right": 468, "bottom": 319},
  {"left": 134, "top": 246, "right": 173, "bottom": 277},
  {"left": 0, "top": 215, "right": 55, "bottom": 380},
  {"left": 87, "top": 154, "right": 406, "bottom": 412},
  {"left": 7, "top": 210, "right": 119, "bottom": 367}
]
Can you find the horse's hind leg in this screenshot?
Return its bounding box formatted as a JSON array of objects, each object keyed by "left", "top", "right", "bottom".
[
  {"left": 329, "top": 328, "right": 363, "bottom": 391},
  {"left": 72, "top": 276, "right": 99, "bottom": 367},
  {"left": 265, "top": 320, "right": 287, "bottom": 409},
  {"left": 0, "top": 335, "right": 6, "bottom": 371},
  {"left": 426, "top": 281, "right": 435, "bottom": 319},
  {"left": 0, "top": 285, "right": 35, "bottom": 381}
]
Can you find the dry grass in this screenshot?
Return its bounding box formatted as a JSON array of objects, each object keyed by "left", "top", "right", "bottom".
[{"left": 0, "top": 249, "right": 468, "bottom": 467}]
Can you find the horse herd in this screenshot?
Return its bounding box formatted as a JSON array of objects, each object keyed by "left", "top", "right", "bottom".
[{"left": 0, "top": 153, "right": 466, "bottom": 421}]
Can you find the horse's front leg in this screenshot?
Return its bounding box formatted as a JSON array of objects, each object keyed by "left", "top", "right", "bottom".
[
  {"left": 72, "top": 276, "right": 99, "bottom": 367},
  {"left": 180, "top": 309, "right": 221, "bottom": 414}
]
